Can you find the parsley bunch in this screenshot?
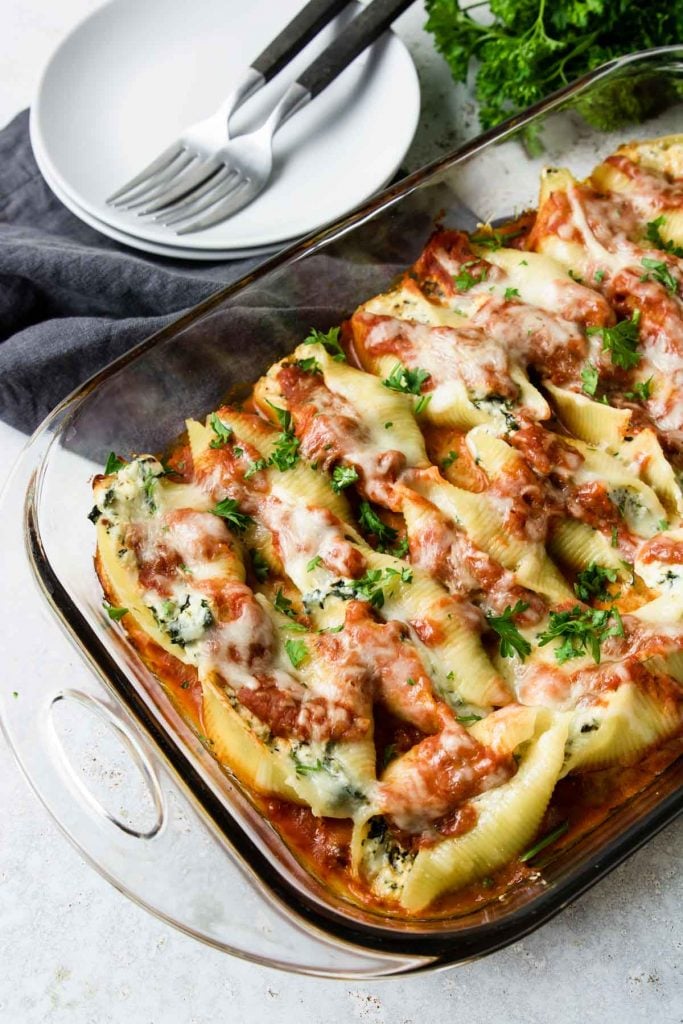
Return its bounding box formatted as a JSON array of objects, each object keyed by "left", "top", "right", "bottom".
[
  {"left": 537, "top": 606, "right": 624, "bottom": 665},
  {"left": 425, "top": 0, "right": 683, "bottom": 132}
]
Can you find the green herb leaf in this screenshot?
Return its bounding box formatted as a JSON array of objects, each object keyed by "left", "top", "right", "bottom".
[
  {"left": 574, "top": 562, "right": 618, "bottom": 602},
  {"left": 486, "top": 601, "right": 531, "bottom": 660},
  {"left": 414, "top": 394, "right": 432, "bottom": 415},
  {"left": 453, "top": 261, "right": 487, "bottom": 291},
  {"left": 594, "top": 269, "right": 606, "bottom": 282},
  {"left": 520, "top": 821, "right": 569, "bottom": 863},
  {"left": 580, "top": 362, "right": 599, "bottom": 397},
  {"left": 295, "top": 356, "right": 322, "bottom": 375},
  {"left": 244, "top": 458, "right": 268, "bottom": 479},
  {"left": 624, "top": 376, "right": 653, "bottom": 402},
  {"left": 211, "top": 497, "right": 254, "bottom": 533},
  {"left": 208, "top": 413, "right": 233, "bottom": 449},
  {"left": 284, "top": 638, "right": 308, "bottom": 669},
  {"left": 640, "top": 256, "right": 678, "bottom": 294},
  {"left": 537, "top": 606, "right": 624, "bottom": 665},
  {"left": 303, "top": 326, "right": 346, "bottom": 362},
  {"left": 645, "top": 216, "right": 683, "bottom": 259},
  {"left": 456, "top": 713, "right": 483, "bottom": 726},
  {"left": 504, "top": 286, "right": 520, "bottom": 301},
  {"left": 587, "top": 311, "right": 641, "bottom": 370},
  {"left": 104, "top": 452, "right": 125, "bottom": 475},
  {"left": 307, "top": 555, "right": 323, "bottom": 572},
  {"left": 331, "top": 464, "right": 359, "bottom": 493},
  {"left": 104, "top": 602, "right": 128, "bottom": 621},
  {"left": 382, "top": 363, "right": 431, "bottom": 397},
  {"left": 357, "top": 500, "right": 398, "bottom": 551},
  {"left": 274, "top": 588, "right": 296, "bottom": 618},
  {"left": 442, "top": 450, "right": 459, "bottom": 469}
]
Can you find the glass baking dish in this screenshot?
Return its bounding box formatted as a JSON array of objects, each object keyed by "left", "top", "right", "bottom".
[{"left": 2, "top": 46, "right": 682, "bottom": 979}]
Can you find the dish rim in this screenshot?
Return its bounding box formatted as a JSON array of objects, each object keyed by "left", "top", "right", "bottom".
[{"left": 15, "top": 44, "right": 683, "bottom": 964}]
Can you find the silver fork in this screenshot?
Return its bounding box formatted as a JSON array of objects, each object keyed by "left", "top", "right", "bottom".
[
  {"left": 107, "top": 0, "right": 351, "bottom": 208},
  {"left": 113, "top": 0, "right": 416, "bottom": 234}
]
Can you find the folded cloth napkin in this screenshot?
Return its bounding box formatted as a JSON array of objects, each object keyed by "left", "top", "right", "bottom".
[{"left": 0, "top": 110, "right": 263, "bottom": 433}]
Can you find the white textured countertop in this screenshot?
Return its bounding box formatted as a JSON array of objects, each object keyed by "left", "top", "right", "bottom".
[{"left": 1, "top": 3, "right": 681, "bottom": 1022}]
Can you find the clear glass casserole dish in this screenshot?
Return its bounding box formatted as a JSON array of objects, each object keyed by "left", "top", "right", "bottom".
[{"left": 2, "top": 46, "right": 682, "bottom": 979}]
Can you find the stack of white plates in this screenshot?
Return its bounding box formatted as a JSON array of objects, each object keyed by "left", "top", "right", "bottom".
[{"left": 30, "top": 0, "right": 420, "bottom": 261}]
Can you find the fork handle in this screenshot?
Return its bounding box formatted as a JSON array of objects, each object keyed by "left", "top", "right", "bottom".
[
  {"left": 251, "top": 0, "right": 352, "bottom": 82},
  {"left": 295, "top": 0, "right": 416, "bottom": 99}
]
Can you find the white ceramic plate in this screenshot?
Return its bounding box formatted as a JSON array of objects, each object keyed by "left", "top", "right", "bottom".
[
  {"left": 31, "top": 0, "right": 420, "bottom": 253},
  {"left": 31, "top": 128, "right": 288, "bottom": 261}
]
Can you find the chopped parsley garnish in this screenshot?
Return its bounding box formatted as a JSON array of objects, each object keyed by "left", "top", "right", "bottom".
[
  {"left": 504, "top": 286, "right": 520, "bottom": 301},
  {"left": 284, "top": 638, "right": 308, "bottom": 669},
  {"left": 208, "top": 413, "right": 232, "bottom": 450},
  {"left": 624, "top": 377, "right": 653, "bottom": 402},
  {"left": 391, "top": 537, "right": 410, "bottom": 559},
  {"left": 594, "top": 269, "right": 606, "bottom": 283},
  {"left": 303, "top": 326, "right": 346, "bottom": 362},
  {"left": 209, "top": 413, "right": 233, "bottom": 448},
  {"left": 292, "top": 754, "right": 326, "bottom": 776},
  {"left": 587, "top": 311, "right": 641, "bottom": 370},
  {"left": 442, "top": 450, "right": 459, "bottom": 469},
  {"left": 295, "top": 356, "right": 322, "bottom": 375},
  {"left": 352, "top": 567, "right": 413, "bottom": 609},
  {"left": 640, "top": 256, "right": 678, "bottom": 295},
  {"left": 486, "top": 601, "right": 531, "bottom": 660},
  {"left": 537, "top": 606, "right": 624, "bottom": 665},
  {"left": 331, "top": 464, "right": 359, "bottom": 493},
  {"left": 454, "top": 261, "right": 487, "bottom": 291},
  {"left": 274, "top": 588, "right": 296, "bottom": 618},
  {"left": 580, "top": 362, "right": 599, "bottom": 397},
  {"left": 414, "top": 394, "right": 432, "bottom": 415},
  {"left": 384, "top": 421, "right": 393, "bottom": 429},
  {"left": 244, "top": 458, "right": 268, "bottom": 479},
  {"left": 574, "top": 562, "right": 618, "bottom": 602},
  {"left": 103, "top": 602, "right": 128, "bottom": 621},
  {"left": 520, "top": 821, "right": 569, "bottom": 863},
  {"left": 233, "top": 447, "right": 243, "bottom": 457},
  {"left": 210, "top": 497, "right": 253, "bottom": 534},
  {"left": 406, "top": 677, "right": 417, "bottom": 686},
  {"left": 382, "top": 363, "right": 431, "bottom": 398},
  {"left": 568, "top": 269, "right": 583, "bottom": 283},
  {"left": 456, "top": 713, "right": 483, "bottom": 726},
  {"left": 307, "top": 555, "right": 323, "bottom": 572},
  {"left": 357, "top": 500, "right": 398, "bottom": 550},
  {"left": 266, "top": 402, "right": 301, "bottom": 471},
  {"left": 249, "top": 548, "right": 270, "bottom": 582},
  {"left": 658, "top": 518, "right": 669, "bottom": 531},
  {"left": 104, "top": 452, "right": 125, "bottom": 475},
  {"left": 645, "top": 216, "right": 683, "bottom": 259}
]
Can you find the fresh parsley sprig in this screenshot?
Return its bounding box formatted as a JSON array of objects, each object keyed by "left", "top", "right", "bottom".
[
  {"left": 303, "top": 326, "right": 346, "bottom": 362},
  {"left": 587, "top": 311, "right": 641, "bottom": 370},
  {"left": 640, "top": 256, "right": 678, "bottom": 295},
  {"left": 331, "top": 464, "right": 359, "bottom": 493},
  {"left": 209, "top": 413, "right": 233, "bottom": 449},
  {"left": 383, "top": 363, "right": 431, "bottom": 397},
  {"left": 645, "top": 216, "right": 683, "bottom": 259},
  {"left": 104, "top": 452, "right": 126, "bottom": 475},
  {"left": 537, "top": 606, "right": 624, "bottom": 665},
  {"left": 210, "top": 497, "right": 254, "bottom": 534},
  {"left": 573, "top": 563, "right": 619, "bottom": 603},
  {"left": 486, "top": 601, "right": 531, "bottom": 661}
]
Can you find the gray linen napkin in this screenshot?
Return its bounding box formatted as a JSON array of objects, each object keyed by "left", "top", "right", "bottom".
[{"left": 0, "top": 110, "right": 263, "bottom": 432}]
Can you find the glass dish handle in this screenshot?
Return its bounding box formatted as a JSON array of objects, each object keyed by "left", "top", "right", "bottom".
[{"left": 0, "top": 497, "right": 424, "bottom": 979}]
